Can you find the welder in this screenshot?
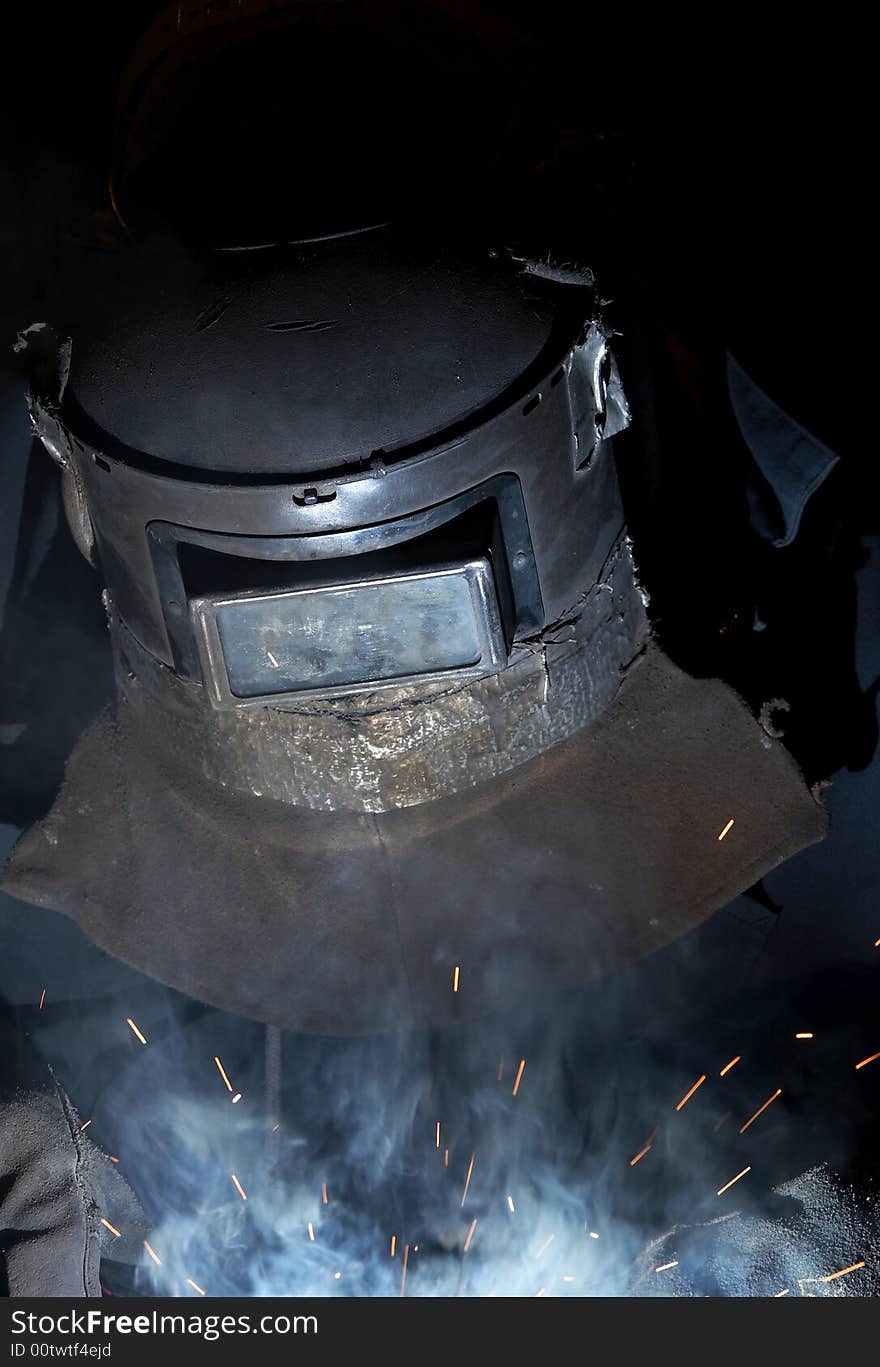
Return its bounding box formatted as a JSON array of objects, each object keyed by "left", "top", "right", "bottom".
[{"left": 1, "top": 0, "right": 872, "bottom": 1301}]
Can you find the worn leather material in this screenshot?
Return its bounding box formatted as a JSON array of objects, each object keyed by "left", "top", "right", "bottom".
[
  {"left": 2, "top": 646, "right": 827, "bottom": 1035},
  {"left": 0, "top": 1012, "right": 147, "bottom": 1296}
]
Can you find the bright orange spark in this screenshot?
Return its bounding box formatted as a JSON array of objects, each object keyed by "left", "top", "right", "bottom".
[
  {"left": 125, "top": 1018, "right": 148, "bottom": 1045},
  {"left": 461, "top": 1152, "right": 476, "bottom": 1207},
  {"left": 535, "top": 1234, "right": 555, "bottom": 1259},
  {"left": 390, "top": 1235, "right": 397, "bottom": 1257},
  {"left": 717, "top": 1165, "right": 751, "bottom": 1196},
  {"left": 855, "top": 1051, "right": 880, "bottom": 1071},
  {"left": 676, "top": 1075, "right": 707, "bottom": 1111},
  {"left": 100, "top": 1218, "right": 121, "bottom": 1238},
  {"left": 774, "top": 1288, "right": 790, "bottom": 1297},
  {"left": 717, "top": 818, "right": 735, "bottom": 842},
  {"left": 80, "top": 1119, "right": 92, "bottom": 1132},
  {"left": 435, "top": 1122, "right": 441, "bottom": 1148},
  {"left": 463, "top": 1219, "right": 478, "bottom": 1253},
  {"left": 655, "top": 1260, "right": 679, "bottom": 1272},
  {"left": 108, "top": 1156, "right": 119, "bottom": 1163},
  {"left": 720, "top": 1056, "right": 741, "bottom": 1076},
  {"left": 214, "top": 1056, "right": 233, "bottom": 1091},
  {"left": 822, "top": 1260, "right": 865, "bottom": 1283},
  {"left": 143, "top": 1241, "right": 162, "bottom": 1266},
  {"left": 307, "top": 1222, "right": 315, "bottom": 1242},
  {"left": 231, "top": 1174, "right": 247, "bottom": 1201},
  {"left": 452, "top": 965, "right": 460, "bottom": 993},
  {"left": 231, "top": 1092, "right": 242, "bottom": 1104},
  {"left": 186, "top": 1279, "right": 206, "bottom": 1295},
  {"left": 322, "top": 1183, "right": 329, "bottom": 1205},
  {"left": 629, "top": 1141, "right": 652, "bottom": 1167},
  {"left": 38, "top": 989, "right": 46, "bottom": 1011},
  {"left": 739, "top": 1088, "right": 782, "bottom": 1133},
  {"left": 512, "top": 1059, "right": 526, "bottom": 1097},
  {"left": 795, "top": 1032, "right": 814, "bottom": 1040},
  {"left": 874, "top": 936, "right": 880, "bottom": 948}
]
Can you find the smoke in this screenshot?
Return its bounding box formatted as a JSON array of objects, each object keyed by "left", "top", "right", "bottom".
[{"left": 82, "top": 902, "right": 880, "bottom": 1300}]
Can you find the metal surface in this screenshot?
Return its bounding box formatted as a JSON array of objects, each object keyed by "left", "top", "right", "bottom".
[
  {"left": 29, "top": 236, "right": 627, "bottom": 676},
  {"left": 114, "top": 534, "right": 647, "bottom": 813}
]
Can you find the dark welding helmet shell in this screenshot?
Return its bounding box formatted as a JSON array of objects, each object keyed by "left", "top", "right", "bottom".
[{"left": 6, "top": 229, "right": 827, "bottom": 1033}]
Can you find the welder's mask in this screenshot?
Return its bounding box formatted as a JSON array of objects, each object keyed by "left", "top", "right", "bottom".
[{"left": 6, "top": 228, "right": 825, "bottom": 1032}]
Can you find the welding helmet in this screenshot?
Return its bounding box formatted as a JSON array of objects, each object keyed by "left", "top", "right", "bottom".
[
  {"left": 3, "top": 218, "right": 827, "bottom": 1035},
  {"left": 3, "top": 0, "right": 825, "bottom": 1033}
]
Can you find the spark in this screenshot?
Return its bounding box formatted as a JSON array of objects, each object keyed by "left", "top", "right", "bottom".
[
  {"left": 231, "top": 1174, "right": 247, "bottom": 1201},
  {"left": 822, "top": 1260, "right": 865, "bottom": 1283},
  {"left": 535, "top": 1233, "right": 556, "bottom": 1259},
  {"left": 108, "top": 1156, "right": 119, "bottom": 1163},
  {"left": 143, "top": 1239, "right": 162, "bottom": 1266},
  {"left": 497, "top": 1057, "right": 504, "bottom": 1082},
  {"left": 717, "top": 1165, "right": 751, "bottom": 1196},
  {"left": 512, "top": 1059, "right": 526, "bottom": 1097},
  {"left": 712, "top": 1111, "right": 732, "bottom": 1133},
  {"left": 855, "top": 1051, "right": 880, "bottom": 1070},
  {"left": 401, "top": 1244, "right": 410, "bottom": 1296},
  {"left": 655, "top": 1260, "right": 679, "bottom": 1272},
  {"left": 125, "top": 1017, "right": 148, "bottom": 1045},
  {"left": 795, "top": 1032, "right": 814, "bottom": 1040},
  {"left": 874, "top": 936, "right": 880, "bottom": 948},
  {"left": 231, "top": 1093, "right": 242, "bottom": 1104},
  {"left": 39, "top": 989, "right": 46, "bottom": 1010},
  {"left": 630, "top": 1140, "right": 653, "bottom": 1167},
  {"left": 214, "top": 1056, "right": 233, "bottom": 1091},
  {"left": 461, "top": 1152, "right": 476, "bottom": 1207},
  {"left": 463, "top": 1218, "right": 478, "bottom": 1253},
  {"left": 562, "top": 1275, "right": 575, "bottom": 1283},
  {"left": 186, "top": 1279, "right": 206, "bottom": 1296},
  {"left": 435, "top": 1121, "right": 441, "bottom": 1148},
  {"left": 322, "top": 1183, "right": 329, "bottom": 1205},
  {"left": 507, "top": 1195, "right": 516, "bottom": 1213},
  {"left": 100, "top": 1218, "right": 121, "bottom": 1238},
  {"left": 267, "top": 651, "right": 280, "bottom": 668},
  {"left": 774, "top": 1288, "right": 790, "bottom": 1297},
  {"left": 452, "top": 965, "right": 460, "bottom": 993},
  {"left": 390, "top": 1236, "right": 397, "bottom": 1257},
  {"left": 334, "top": 1271, "right": 342, "bottom": 1280},
  {"left": 739, "top": 1088, "right": 782, "bottom": 1133},
  {"left": 444, "top": 1148, "right": 449, "bottom": 1168},
  {"left": 80, "top": 1119, "right": 92, "bottom": 1132},
  {"left": 720, "top": 1055, "right": 741, "bottom": 1076},
  {"left": 589, "top": 1231, "right": 600, "bottom": 1240},
  {"left": 676, "top": 1075, "right": 707, "bottom": 1111},
  {"left": 717, "top": 818, "right": 735, "bottom": 841},
  {"left": 535, "top": 1288, "right": 547, "bottom": 1297},
  {"left": 307, "top": 1222, "right": 315, "bottom": 1242}
]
